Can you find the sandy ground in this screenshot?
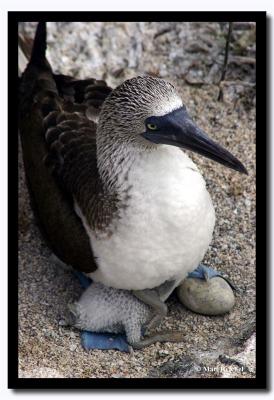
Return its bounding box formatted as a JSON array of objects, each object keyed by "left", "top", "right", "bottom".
[{"left": 18, "top": 22, "right": 256, "bottom": 379}]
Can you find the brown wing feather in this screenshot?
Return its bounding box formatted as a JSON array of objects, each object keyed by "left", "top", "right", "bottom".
[
  {"left": 19, "top": 39, "right": 113, "bottom": 272},
  {"left": 43, "top": 98, "right": 118, "bottom": 234}
]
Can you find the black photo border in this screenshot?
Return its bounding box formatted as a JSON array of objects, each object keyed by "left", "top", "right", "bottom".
[{"left": 9, "top": 10, "right": 267, "bottom": 390}]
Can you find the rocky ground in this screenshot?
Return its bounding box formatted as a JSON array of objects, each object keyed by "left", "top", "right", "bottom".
[{"left": 18, "top": 21, "right": 256, "bottom": 379}]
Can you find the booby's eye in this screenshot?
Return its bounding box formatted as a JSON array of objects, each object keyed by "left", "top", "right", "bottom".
[{"left": 147, "top": 123, "right": 158, "bottom": 131}]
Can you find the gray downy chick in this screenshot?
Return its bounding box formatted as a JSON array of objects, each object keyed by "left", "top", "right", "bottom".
[{"left": 69, "top": 282, "right": 150, "bottom": 346}]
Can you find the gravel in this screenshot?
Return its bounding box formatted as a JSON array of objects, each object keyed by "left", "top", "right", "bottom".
[{"left": 18, "top": 21, "right": 256, "bottom": 379}]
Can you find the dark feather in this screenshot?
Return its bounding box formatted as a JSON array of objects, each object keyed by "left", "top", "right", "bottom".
[{"left": 19, "top": 22, "right": 114, "bottom": 272}]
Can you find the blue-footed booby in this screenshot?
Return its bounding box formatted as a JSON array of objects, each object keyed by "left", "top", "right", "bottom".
[{"left": 19, "top": 22, "right": 247, "bottom": 349}]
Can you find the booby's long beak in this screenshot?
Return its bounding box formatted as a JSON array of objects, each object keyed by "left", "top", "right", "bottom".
[{"left": 142, "top": 107, "right": 248, "bottom": 175}]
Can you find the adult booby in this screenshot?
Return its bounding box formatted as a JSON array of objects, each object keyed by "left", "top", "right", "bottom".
[{"left": 19, "top": 23, "right": 247, "bottom": 345}]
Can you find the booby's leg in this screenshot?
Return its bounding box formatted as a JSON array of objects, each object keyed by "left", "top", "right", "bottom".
[
  {"left": 130, "top": 330, "right": 185, "bottom": 350},
  {"left": 133, "top": 288, "right": 168, "bottom": 316},
  {"left": 133, "top": 279, "right": 177, "bottom": 311},
  {"left": 157, "top": 279, "right": 180, "bottom": 301},
  {"left": 133, "top": 279, "right": 177, "bottom": 331}
]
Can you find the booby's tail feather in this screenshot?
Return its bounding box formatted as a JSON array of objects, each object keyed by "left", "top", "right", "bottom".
[
  {"left": 19, "top": 22, "right": 58, "bottom": 120},
  {"left": 29, "top": 22, "right": 47, "bottom": 67},
  {"left": 19, "top": 22, "right": 51, "bottom": 77}
]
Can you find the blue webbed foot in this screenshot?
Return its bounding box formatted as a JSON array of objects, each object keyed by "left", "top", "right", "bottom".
[
  {"left": 72, "top": 271, "right": 130, "bottom": 352},
  {"left": 73, "top": 270, "right": 92, "bottom": 289},
  {"left": 188, "top": 264, "right": 237, "bottom": 290},
  {"left": 81, "top": 331, "right": 130, "bottom": 352}
]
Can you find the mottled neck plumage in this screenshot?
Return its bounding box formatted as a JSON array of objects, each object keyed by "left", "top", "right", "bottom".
[
  {"left": 96, "top": 132, "right": 154, "bottom": 193},
  {"left": 95, "top": 75, "right": 183, "bottom": 193}
]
